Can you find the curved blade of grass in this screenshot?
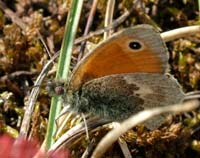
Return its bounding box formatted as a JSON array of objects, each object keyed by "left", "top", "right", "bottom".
[
  {"left": 20, "top": 52, "right": 59, "bottom": 137},
  {"left": 44, "top": 0, "right": 84, "bottom": 149}
]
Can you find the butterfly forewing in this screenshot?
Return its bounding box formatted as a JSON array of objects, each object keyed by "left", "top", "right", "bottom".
[{"left": 69, "top": 25, "right": 169, "bottom": 91}]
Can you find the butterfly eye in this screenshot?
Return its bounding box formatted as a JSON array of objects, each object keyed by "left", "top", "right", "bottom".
[{"left": 129, "top": 41, "right": 142, "bottom": 50}]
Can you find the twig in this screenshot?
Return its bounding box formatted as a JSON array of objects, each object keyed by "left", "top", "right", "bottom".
[
  {"left": 0, "top": 71, "right": 37, "bottom": 82},
  {"left": 118, "top": 139, "right": 132, "bottom": 158},
  {"left": 161, "top": 25, "right": 200, "bottom": 42},
  {"left": 78, "top": 0, "right": 98, "bottom": 61},
  {"left": 74, "top": 5, "right": 135, "bottom": 44},
  {"left": 75, "top": 24, "right": 200, "bottom": 45},
  {"left": 0, "top": 71, "right": 37, "bottom": 98},
  {"left": 104, "top": 0, "right": 115, "bottom": 39},
  {"left": 81, "top": 138, "right": 96, "bottom": 158},
  {"left": 0, "top": 0, "right": 26, "bottom": 29}
]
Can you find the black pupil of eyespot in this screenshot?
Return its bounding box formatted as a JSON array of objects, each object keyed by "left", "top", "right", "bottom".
[{"left": 129, "top": 41, "right": 142, "bottom": 50}]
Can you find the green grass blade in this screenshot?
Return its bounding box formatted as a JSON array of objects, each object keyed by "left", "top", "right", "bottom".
[{"left": 45, "top": 0, "right": 84, "bottom": 149}]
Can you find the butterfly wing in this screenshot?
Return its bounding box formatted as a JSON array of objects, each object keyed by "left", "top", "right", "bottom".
[
  {"left": 69, "top": 73, "right": 185, "bottom": 129},
  {"left": 69, "top": 25, "right": 169, "bottom": 91}
]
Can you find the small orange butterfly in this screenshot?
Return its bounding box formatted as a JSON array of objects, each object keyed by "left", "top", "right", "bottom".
[{"left": 63, "top": 25, "right": 187, "bottom": 129}]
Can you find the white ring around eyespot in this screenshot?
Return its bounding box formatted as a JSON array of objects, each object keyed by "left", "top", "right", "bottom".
[{"left": 125, "top": 39, "right": 146, "bottom": 53}]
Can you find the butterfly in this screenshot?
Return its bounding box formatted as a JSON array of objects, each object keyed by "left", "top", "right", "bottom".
[{"left": 63, "top": 24, "right": 185, "bottom": 129}]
